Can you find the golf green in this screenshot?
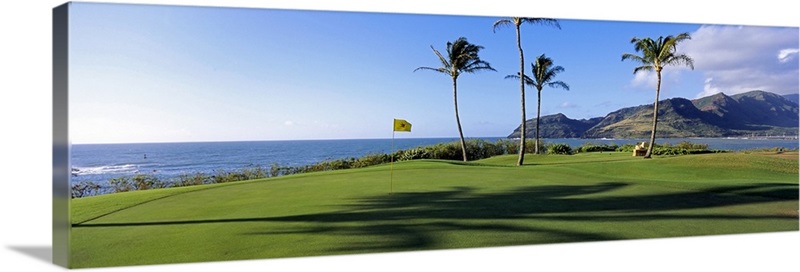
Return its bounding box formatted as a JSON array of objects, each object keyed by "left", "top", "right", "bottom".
[{"left": 70, "top": 152, "right": 799, "bottom": 268}]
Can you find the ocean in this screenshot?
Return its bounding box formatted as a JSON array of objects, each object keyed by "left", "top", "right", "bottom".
[{"left": 70, "top": 137, "right": 799, "bottom": 185}]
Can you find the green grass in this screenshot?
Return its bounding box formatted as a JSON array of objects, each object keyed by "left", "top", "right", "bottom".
[{"left": 70, "top": 152, "right": 799, "bottom": 268}]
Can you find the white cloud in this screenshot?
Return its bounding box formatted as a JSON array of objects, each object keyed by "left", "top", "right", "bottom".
[
  {"left": 628, "top": 68, "right": 684, "bottom": 95},
  {"left": 778, "top": 48, "right": 799, "bottom": 63},
  {"left": 681, "top": 25, "right": 799, "bottom": 97},
  {"left": 630, "top": 71, "right": 657, "bottom": 89},
  {"left": 698, "top": 78, "right": 723, "bottom": 98},
  {"left": 559, "top": 101, "right": 578, "bottom": 108},
  {"left": 284, "top": 120, "right": 295, "bottom": 126}
]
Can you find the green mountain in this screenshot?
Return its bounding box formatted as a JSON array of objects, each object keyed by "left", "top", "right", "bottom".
[
  {"left": 584, "top": 97, "right": 729, "bottom": 138},
  {"left": 508, "top": 90, "right": 799, "bottom": 139},
  {"left": 507, "top": 113, "right": 601, "bottom": 139}
]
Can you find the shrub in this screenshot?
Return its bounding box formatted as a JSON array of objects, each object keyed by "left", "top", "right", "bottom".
[
  {"left": 107, "top": 174, "right": 164, "bottom": 193},
  {"left": 501, "top": 140, "right": 519, "bottom": 154},
  {"left": 429, "top": 142, "right": 463, "bottom": 160},
  {"left": 465, "top": 139, "right": 505, "bottom": 160},
  {"left": 174, "top": 172, "right": 210, "bottom": 187},
  {"left": 132, "top": 174, "right": 165, "bottom": 190},
  {"left": 674, "top": 141, "right": 708, "bottom": 150},
  {"left": 240, "top": 165, "right": 268, "bottom": 180},
  {"left": 270, "top": 163, "right": 284, "bottom": 177},
  {"left": 397, "top": 147, "right": 431, "bottom": 161},
  {"left": 614, "top": 141, "right": 720, "bottom": 156},
  {"left": 546, "top": 143, "right": 573, "bottom": 155},
  {"left": 616, "top": 143, "right": 636, "bottom": 153},
  {"left": 353, "top": 153, "right": 391, "bottom": 168},
  {"left": 108, "top": 176, "right": 133, "bottom": 193},
  {"left": 71, "top": 181, "right": 102, "bottom": 198},
  {"left": 576, "top": 143, "right": 618, "bottom": 153},
  {"left": 212, "top": 169, "right": 248, "bottom": 183}
]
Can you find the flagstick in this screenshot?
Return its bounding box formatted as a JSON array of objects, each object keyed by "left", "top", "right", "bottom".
[{"left": 390, "top": 130, "right": 395, "bottom": 194}]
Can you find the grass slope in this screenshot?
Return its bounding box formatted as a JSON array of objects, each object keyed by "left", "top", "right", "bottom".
[{"left": 70, "top": 152, "right": 799, "bottom": 268}]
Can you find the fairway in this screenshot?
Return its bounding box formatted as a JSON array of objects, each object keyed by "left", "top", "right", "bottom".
[{"left": 70, "top": 152, "right": 799, "bottom": 268}]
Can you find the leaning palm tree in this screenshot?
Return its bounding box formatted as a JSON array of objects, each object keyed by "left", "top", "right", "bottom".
[
  {"left": 493, "top": 17, "right": 560, "bottom": 166},
  {"left": 415, "top": 37, "right": 496, "bottom": 161},
  {"left": 506, "top": 54, "right": 569, "bottom": 155},
  {"left": 621, "top": 33, "right": 694, "bottom": 158}
]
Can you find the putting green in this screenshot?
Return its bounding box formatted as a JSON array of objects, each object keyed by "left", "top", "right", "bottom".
[{"left": 70, "top": 152, "right": 799, "bottom": 268}]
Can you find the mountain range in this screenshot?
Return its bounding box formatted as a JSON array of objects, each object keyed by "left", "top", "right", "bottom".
[{"left": 507, "top": 90, "right": 799, "bottom": 139}]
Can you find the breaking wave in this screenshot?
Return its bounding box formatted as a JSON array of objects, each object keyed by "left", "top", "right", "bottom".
[{"left": 72, "top": 164, "right": 138, "bottom": 176}]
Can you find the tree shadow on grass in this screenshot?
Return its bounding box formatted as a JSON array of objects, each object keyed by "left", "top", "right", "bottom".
[
  {"left": 245, "top": 181, "right": 797, "bottom": 253},
  {"left": 262, "top": 182, "right": 796, "bottom": 222}
]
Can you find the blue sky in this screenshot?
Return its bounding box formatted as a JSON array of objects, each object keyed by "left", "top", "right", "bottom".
[{"left": 69, "top": 2, "right": 799, "bottom": 144}]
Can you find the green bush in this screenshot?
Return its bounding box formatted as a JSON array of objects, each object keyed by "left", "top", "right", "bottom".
[
  {"left": 546, "top": 143, "right": 573, "bottom": 155},
  {"left": 132, "top": 174, "right": 165, "bottom": 190},
  {"left": 397, "top": 147, "right": 431, "bottom": 161},
  {"left": 576, "top": 143, "right": 618, "bottom": 153},
  {"left": 240, "top": 165, "right": 269, "bottom": 180},
  {"left": 106, "top": 174, "right": 164, "bottom": 194},
  {"left": 673, "top": 141, "right": 708, "bottom": 150},
  {"left": 108, "top": 176, "right": 133, "bottom": 193},
  {"left": 71, "top": 181, "right": 102, "bottom": 198},
  {"left": 174, "top": 172, "right": 210, "bottom": 187},
  {"left": 614, "top": 141, "right": 722, "bottom": 156},
  {"left": 616, "top": 143, "right": 636, "bottom": 153},
  {"left": 353, "top": 153, "right": 391, "bottom": 168},
  {"left": 465, "top": 139, "right": 505, "bottom": 160}
]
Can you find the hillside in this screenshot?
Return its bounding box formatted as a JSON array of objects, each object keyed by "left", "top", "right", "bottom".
[
  {"left": 508, "top": 90, "right": 799, "bottom": 139},
  {"left": 507, "top": 113, "right": 601, "bottom": 139},
  {"left": 585, "top": 98, "right": 729, "bottom": 138},
  {"left": 783, "top": 94, "right": 799, "bottom": 105}
]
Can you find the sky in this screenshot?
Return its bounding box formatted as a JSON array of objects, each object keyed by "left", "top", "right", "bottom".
[{"left": 68, "top": 2, "right": 800, "bottom": 144}]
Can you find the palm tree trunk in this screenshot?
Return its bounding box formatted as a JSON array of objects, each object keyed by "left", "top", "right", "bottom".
[
  {"left": 536, "top": 88, "right": 542, "bottom": 154},
  {"left": 516, "top": 25, "right": 526, "bottom": 166},
  {"left": 453, "top": 77, "right": 468, "bottom": 161},
  {"left": 644, "top": 71, "right": 662, "bottom": 159}
]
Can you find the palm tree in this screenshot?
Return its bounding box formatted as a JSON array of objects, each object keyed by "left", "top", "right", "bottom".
[
  {"left": 415, "top": 37, "right": 496, "bottom": 161},
  {"left": 621, "top": 33, "right": 694, "bottom": 158},
  {"left": 493, "top": 17, "right": 560, "bottom": 165},
  {"left": 505, "top": 54, "right": 569, "bottom": 155}
]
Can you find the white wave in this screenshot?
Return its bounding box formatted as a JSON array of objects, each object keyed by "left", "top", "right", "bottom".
[{"left": 73, "top": 164, "right": 139, "bottom": 175}]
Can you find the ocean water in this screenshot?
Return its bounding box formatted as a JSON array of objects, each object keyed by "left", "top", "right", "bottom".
[
  {"left": 70, "top": 138, "right": 471, "bottom": 184},
  {"left": 70, "top": 137, "right": 798, "bottom": 185}
]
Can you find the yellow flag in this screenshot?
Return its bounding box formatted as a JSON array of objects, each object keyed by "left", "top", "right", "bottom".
[{"left": 393, "top": 119, "right": 412, "bottom": 132}]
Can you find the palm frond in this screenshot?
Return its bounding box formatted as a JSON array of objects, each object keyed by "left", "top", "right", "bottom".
[
  {"left": 520, "top": 18, "right": 561, "bottom": 29},
  {"left": 664, "top": 54, "right": 694, "bottom": 69},
  {"left": 624, "top": 32, "right": 694, "bottom": 73},
  {"left": 621, "top": 53, "right": 648, "bottom": 64},
  {"left": 547, "top": 81, "right": 570, "bottom": 90},
  {"left": 430, "top": 46, "right": 451, "bottom": 71},
  {"left": 549, "top": 65, "right": 565, "bottom": 74},
  {"left": 505, "top": 73, "right": 534, "bottom": 85},
  {"left": 632, "top": 65, "right": 654, "bottom": 74},
  {"left": 415, "top": 37, "right": 494, "bottom": 79},
  {"left": 413, "top": 66, "right": 450, "bottom": 75},
  {"left": 523, "top": 54, "right": 568, "bottom": 91},
  {"left": 462, "top": 59, "right": 496, "bottom": 73},
  {"left": 492, "top": 19, "right": 513, "bottom": 33}
]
